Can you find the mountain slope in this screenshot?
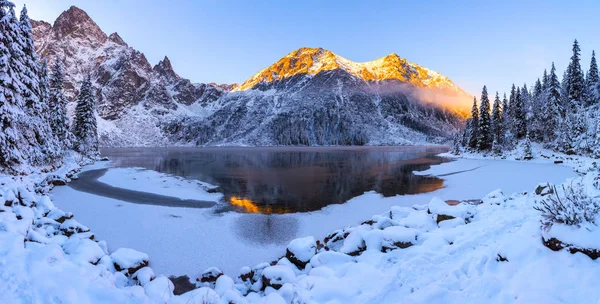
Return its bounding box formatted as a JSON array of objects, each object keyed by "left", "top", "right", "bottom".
[{"left": 33, "top": 7, "right": 468, "bottom": 147}]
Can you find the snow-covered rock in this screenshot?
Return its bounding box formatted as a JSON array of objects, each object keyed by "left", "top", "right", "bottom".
[
  {"left": 285, "top": 236, "right": 317, "bottom": 269},
  {"left": 110, "top": 248, "right": 149, "bottom": 274}
]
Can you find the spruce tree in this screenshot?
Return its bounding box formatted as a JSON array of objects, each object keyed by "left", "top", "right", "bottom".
[
  {"left": 508, "top": 84, "right": 516, "bottom": 123},
  {"left": 586, "top": 50, "right": 599, "bottom": 105},
  {"left": 491, "top": 91, "right": 503, "bottom": 146},
  {"left": 513, "top": 87, "right": 527, "bottom": 139},
  {"left": 545, "top": 63, "right": 562, "bottom": 143},
  {"left": 49, "top": 57, "right": 70, "bottom": 147},
  {"left": 542, "top": 69, "right": 549, "bottom": 91},
  {"left": 73, "top": 74, "right": 99, "bottom": 156},
  {"left": 530, "top": 79, "right": 543, "bottom": 141},
  {"left": 468, "top": 97, "right": 479, "bottom": 149},
  {"left": 567, "top": 39, "right": 585, "bottom": 107},
  {"left": 477, "top": 86, "right": 492, "bottom": 150}
]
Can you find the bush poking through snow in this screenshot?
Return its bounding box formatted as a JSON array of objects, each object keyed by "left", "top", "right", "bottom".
[{"left": 534, "top": 183, "right": 600, "bottom": 229}]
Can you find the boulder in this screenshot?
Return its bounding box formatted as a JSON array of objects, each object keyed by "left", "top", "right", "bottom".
[
  {"left": 285, "top": 236, "right": 316, "bottom": 269},
  {"left": 196, "top": 267, "right": 223, "bottom": 288},
  {"left": 111, "top": 248, "right": 150, "bottom": 275},
  {"left": 261, "top": 265, "right": 295, "bottom": 290}
]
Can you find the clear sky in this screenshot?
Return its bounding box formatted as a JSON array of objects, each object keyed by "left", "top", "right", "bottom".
[{"left": 11, "top": 0, "right": 600, "bottom": 96}]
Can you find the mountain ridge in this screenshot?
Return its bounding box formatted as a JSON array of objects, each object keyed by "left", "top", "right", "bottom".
[{"left": 32, "top": 6, "right": 466, "bottom": 147}]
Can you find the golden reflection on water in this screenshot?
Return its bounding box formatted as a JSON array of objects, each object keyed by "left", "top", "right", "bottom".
[{"left": 229, "top": 196, "right": 289, "bottom": 214}]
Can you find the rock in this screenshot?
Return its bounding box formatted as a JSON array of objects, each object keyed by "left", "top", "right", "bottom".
[
  {"left": 238, "top": 266, "right": 254, "bottom": 283},
  {"left": 111, "top": 248, "right": 150, "bottom": 275},
  {"left": 59, "top": 219, "right": 90, "bottom": 237},
  {"left": 554, "top": 160, "right": 564, "bottom": 164},
  {"left": 285, "top": 236, "right": 316, "bottom": 270},
  {"left": 196, "top": 267, "right": 223, "bottom": 288},
  {"left": 47, "top": 209, "right": 73, "bottom": 223},
  {"left": 169, "top": 275, "right": 196, "bottom": 296},
  {"left": 542, "top": 237, "right": 600, "bottom": 260},
  {"left": 323, "top": 229, "right": 349, "bottom": 251},
  {"left": 132, "top": 267, "right": 155, "bottom": 286},
  {"left": 535, "top": 184, "right": 554, "bottom": 196},
  {"left": 261, "top": 266, "right": 295, "bottom": 290},
  {"left": 436, "top": 214, "right": 457, "bottom": 224},
  {"left": 51, "top": 179, "right": 68, "bottom": 186}
]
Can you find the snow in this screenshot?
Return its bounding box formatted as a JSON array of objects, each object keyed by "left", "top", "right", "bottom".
[
  {"left": 144, "top": 276, "right": 174, "bottom": 302},
  {"left": 5, "top": 145, "right": 600, "bottom": 303},
  {"left": 98, "top": 167, "right": 222, "bottom": 202}
]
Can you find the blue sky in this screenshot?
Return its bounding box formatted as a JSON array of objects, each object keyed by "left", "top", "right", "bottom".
[{"left": 12, "top": 0, "right": 600, "bottom": 96}]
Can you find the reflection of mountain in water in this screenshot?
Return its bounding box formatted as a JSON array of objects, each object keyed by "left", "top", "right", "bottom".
[{"left": 102, "top": 147, "right": 448, "bottom": 213}]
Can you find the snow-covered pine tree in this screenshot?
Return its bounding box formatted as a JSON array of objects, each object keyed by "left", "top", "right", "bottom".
[
  {"left": 523, "top": 134, "right": 533, "bottom": 160},
  {"left": 501, "top": 93, "right": 516, "bottom": 149},
  {"left": 491, "top": 91, "right": 503, "bottom": 146},
  {"left": 0, "top": 1, "right": 59, "bottom": 172},
  {"left": 513, "top": 87, "right": 527, "bottom": 139},
  {"left": 586, "top": 50, "right": 599, "bottom": 106},
  {"left": 73, "top": 74, "right": 99, "bottom": 156},
  {"left": 477, "top": 86, "right": 492, "bottom": 150},
  {"left": 507, "top": 84, "right": 516, "bottom": 124},
  {"left": 542, "top": 69, "right": 549, "bottom": 91},
  {"left": 530, "top": 78, "right": 543, "bottom": 141},
  {"left": 544, "top": 62, "right": 562, "bottom": 143},
  {"left": 461, "top": 118, "right": 471, "bottom": 147},
  {"left": 593, "top": 115, "right": 600, "bottom": 158},
  {"left": 16, "top": 4, "right": 42, "bottom": 115},
  {"left": 567, "top": 39, "right": 585, "bottom": 109},
  {"left": 451, "top": 135, "right": 461, "bottom": 155},
  {"left": 468, "top": 97, "right": 479, "bottom": 150},
  {"left": 49, "top": 57, "right": 70, "bottom": 147}
]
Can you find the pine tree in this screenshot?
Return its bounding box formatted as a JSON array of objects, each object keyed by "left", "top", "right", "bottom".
[
  {"left": 507, "top": 84, "right": 516, "bottom": 124},
  {"left": 567, "top": 39, "right": 585, "bottom": 108},
  {"left": 491, "top": 91, "right": 503, "bottom": 146},
  {"left": 451, "top": 135, "right": 461, "bottom": 155},
  {"left": 514, "top": 87, "right": 527, "bottom": 139},
  {"left": 16, "top": 4, "right": 42, "bottom": 115},
  {"left": 73, "top": 74, "right": 99, "bottom": 156},
  {"left": 0, "top": 1, "right": 59, "bottom": 171},
  {"left": 523, "top": 134, "right": 533, "bottom": 160},
  {"left": 468, "top": 97, "right": 479, "bottom": 149},
  {"left": 477, "top": 86, "right": 492, "bottom": 150},
  {"left": 530, "top": 78, "right": 543, "bottom": 141},
  {"left": 49, "top": 57, "right": 70, "bottom": 147},
  {"left": 542, "top": 69, "right": 549, "bottom": 91},
  {"left": 586, "top": 50, "right": 599, "bottom": 105}
]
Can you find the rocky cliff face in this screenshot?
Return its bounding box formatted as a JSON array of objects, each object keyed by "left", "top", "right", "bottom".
[{"left": 33, "top": 6, "right": 467, "bottom": 147}]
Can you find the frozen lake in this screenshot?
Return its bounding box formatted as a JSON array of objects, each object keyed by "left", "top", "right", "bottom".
[{"left": 100, "top": 146, "right": 450, "bottom": 213}]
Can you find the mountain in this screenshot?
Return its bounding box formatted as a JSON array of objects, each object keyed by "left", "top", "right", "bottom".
[
  {"left": 33, "top": 6, "right": 468, "bottom": 147},
  {"left": 31, "top": 6, "right": 228, "bottom": 146}
]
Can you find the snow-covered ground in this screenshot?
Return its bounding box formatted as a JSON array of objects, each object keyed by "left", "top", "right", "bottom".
[
  {"left": 3, "top": 148, "right": 600, "bottom": 303},
  {"left": 49, "top": 156, "right": 574, "bottom": 278}
]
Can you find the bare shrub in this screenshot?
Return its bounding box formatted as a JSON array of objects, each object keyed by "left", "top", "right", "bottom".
[{"left": 534, "top": 182, "right": 600, "bottom": 229}]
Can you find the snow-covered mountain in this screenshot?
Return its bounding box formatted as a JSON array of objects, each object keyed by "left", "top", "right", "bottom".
[
  {"left": 33, "top": 6, "right": 469, "bottom": 147},
  {"left": 31, "top": 6, "right": 228, "bottom": 146}
]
